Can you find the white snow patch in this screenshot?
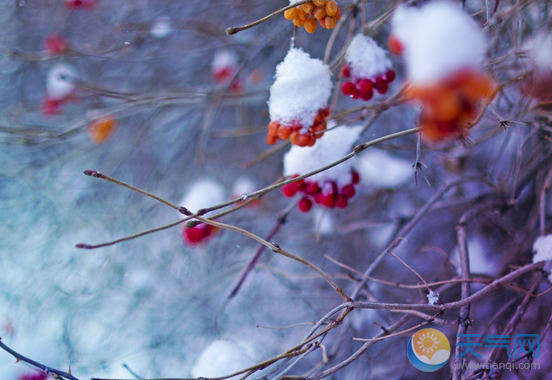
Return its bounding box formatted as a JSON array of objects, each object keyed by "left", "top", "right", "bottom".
[
  {"left": 232, "top": 175, "right": 256, "bottom": 198},
  {"left": 524, "top": 33, "right": 552, "bottom": 72},
  {"left": 426, "top": 290, "right": 440, "bottom": 305},
  {"left": 212, "top": 49, "right": 238, "bottom": 71},
  {"left": 150, "top": 17, "right": 172, "bottom": 39},
  {"left": 533, "top": 235, "right": 552, "bottom": 282},
  {"left": 346, "top": 34, "right": 391, "bottom": 80},
  {"left": 46, "top": 62, "right": 78, "bottom": 100},
  {"left": 178, "top": 178, "right": 225, "bottom": 215},
  {"left": 312, "top": 208, "right": 334, "bottom": 236},
  {"left": 268, "top": 47, "right": 332, "bottom": 128},
  {"left": 355, "top": 149, "right": 411, "bottom": 189},
  {"left": 391, "top": 1, "right": 487, "bottom": 85},
  {"left": 191, "top": 340, "right": 255, "bottom": 378},
  {"left": 283, "top": 125, "right": 361, "bottom": 187}
]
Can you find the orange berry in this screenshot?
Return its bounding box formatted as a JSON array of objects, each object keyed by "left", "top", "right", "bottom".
[
  {"left": 284, "top": 7, "right": 299, "bottom": 20},
  {"left": 388, "top": 35, "right": 404, "bottom": 55},
  {"left": 266, "top": 131, "right": 278, "bottom": 145},
  {"left": 313, "top": 0, "right": 327, "bottom": 6},
  {"left": 307, "top": 135, "right": 316, "bottom": 146},
  {"left": 334, "top": 6, "right": 341, "bottom": 20},
  {"left": 278, "top": 126, "right": 292, "bottom": 140},
  {"left": 88, "top": 116, "right": 116, "bottom": 144},
  {"left": 296, "top": 7, "right": 308, "bottom": 20},
  {"left": 293, "top": 16, "right": 305, "bottom": 27},
  {"left": 319, "top": 17, "right": 326, "bottom": 28},
  {"left": 304, "top": 17, "right": 317, "bottom": 33},
  {"left": 325, "top": 1, "right": 338, "bottom": 16},
  {"left": 300, "top": 2, "right": 314, "bottom": 14},
  {"left": 296, "top": 134, "right": 310, "bottom": 147},
  {"left": 268, "top": 121, "right": 281, "bottom": 137},
  {"left": 290, "top": 131, "right": 299, "bottom": 145},
  {"left": 325, "top": 15, "right": 337, "bottom": 29},
  {"left": 313, "top": 7, "right": 326, "bottom": 20}
]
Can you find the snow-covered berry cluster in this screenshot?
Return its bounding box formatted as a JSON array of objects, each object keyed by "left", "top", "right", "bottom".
[
  {"left": 268, "top": 47, "right": 332, "bottom": 147},
  {"left": 179, "top": 179, "right": 225, "bottom": 246},
  {"left": 41, "top": 63, "right": 79, "bottom": 116},
  {"left": 211, "top": 49, "right": 242, "bottom": 91},
  {"left": 282, "top": 125, "right": 362, "bottom": 212},
  {"left": 341, "top": 34, "right": 395, "bottom": 101},
  {"left": 390, "top": 2, "right": 495, "bottom": 142},
  {"left": 284, "top": 1, "right": 341, "bottom": 33},
  {"left": 521, "top": 33, "right": 552, "bottom": 101},
  {"left": 283, "top": 171, "right": 360, "bottom": 212}
]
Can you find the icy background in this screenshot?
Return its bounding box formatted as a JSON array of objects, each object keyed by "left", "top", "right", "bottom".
[{"left": 1, "top": 1, "right": 552, "bottom": 380}]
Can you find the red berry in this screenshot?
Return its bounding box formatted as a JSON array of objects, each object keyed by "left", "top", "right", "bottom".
[
  {"left": 351, "top": 171, "right": 360, "bottom": 184},
  {"left": 319, "top": 193, "right": 335, "bottom": 208},
  {"left": 45, "top": 34, "right": 69, "bottom": 55},
  {"left": 329, "top": 181, "right": 338, "bottom": 195},
  {"left": 341, "top": 81, "right": 355, "bottom": 96},
  {"left": 375, "top": 76, "right": 389, "bottom": 94},
  {"left": 298, "top": 197, "right": 313, "bottom": 213},
  {"left": 359, "top": 79, "right": 373, "bottom": 94},
  {"left": 19, "top": 373, "right": 48, "bottom": 380},
  {"left": 360, "top": 89, "right": 373, "bottom": 101},
  {"left": 350, "top": 86, "right": 360, "bottom": 99},
  {"left": 305, "top": 182, "right": 321, "bottom": 195},
  {"left": 41, "top": 97, "right": 62, "bottom": 116},
  {"left": 282, "top": 183, "right": 297, "bottom": 197},
  {"left": 184, "top": 226, "right": 203, "bottom": 244},
  {"left": 321, "top": 106, "right": 330, "bottom": 117},
  {"left": 341, "top": 64, "right": 351, "bottom": 78},
  {"left": 291, "top": 174, "right": 306, "bottom": 190},
  {"left": 341, "top": 184, "right": 356, "bottom": 199},
  {"left": 385, "top": 69, "right": 396, "bottom": 83},
  {"left": 336, "top": 195, "right": 348, "bottom": 208}
]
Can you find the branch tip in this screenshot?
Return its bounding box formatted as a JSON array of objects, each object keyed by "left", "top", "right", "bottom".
[{"left": 83, "top": 170, "right": 101, "bottom": 178}]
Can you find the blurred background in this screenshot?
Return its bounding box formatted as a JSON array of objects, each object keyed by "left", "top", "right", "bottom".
[{"left": 0, "top": 1, "right": 552, "bottom": 379}]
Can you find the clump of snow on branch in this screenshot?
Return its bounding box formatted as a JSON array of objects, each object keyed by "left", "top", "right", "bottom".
[
  {"left": 232, "top": 175, "right": 256, "bottom": 198},
  {"left": 178, "top": 178, "right": 225, "bottom": 215},
  {"left": 391, "top": 1, "right": 487, "bottom": 85},
  {"left": 150, "top": 17, "right": 172, "bottom": 39},
  {"left": 346, "top": 34, "right": 391, "bottom": 80},
  {"left": 312, "top": 209, "right": 335, "bottom": 236},
  {"left": 268, "top": 47, "right": 332, "bottom": 129},
  {"left": 533, "top": 235, "right": 552, "bottom": 282},
  {"left": 46, "top": 63, "right": 78, "bottom": 100},
  {"left": 283, "top": 125, "right": 361, "bottom": 187},
  {"left": 426, "top": 290, "right": 440, "bottom": 305},
  {"left": 355, "top": 150, "right": 411, "bottom": 189},
  {"left": 191, "top": 340, "right": 255, "bottom": 378}
]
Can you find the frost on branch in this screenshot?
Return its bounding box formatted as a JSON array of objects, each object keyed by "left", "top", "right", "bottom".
[
  {"left": 426, "top": 290, "right": 441, "bottom": 305},
  {"left": 341, "top": 34, "right": 395, "bottom": 101},
  {"left": 533, "top": 235, "right": 552, "bottom": 282},
  {"left": 521, "top": 33, "right": 552, "bottom": 101},
  {"left": 282, "top": 125, "right": 361, "bottom": 211},
  {"left": 390, "top": 1, "right": 495, "bottom": 142},
  {"left": 178, "top": 178, "right": 225, "bottom": 246},
  {"left": 267, "top": 47, "right": 332, "bottom": 147}
]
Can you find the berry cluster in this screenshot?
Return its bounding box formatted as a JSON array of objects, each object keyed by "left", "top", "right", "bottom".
[
  {"left": 88, "top": 116, "right": 117, "bottom": 144},
  {"left": 282, "top": 171, "right": 360, "bottom": 212},
  {"left": 341, "top": 65, "right": 396, "bottom": 101},
  {"left": 284, "top": 1, "right": 341, "bottom": 34},
  {"left": 183, "top": 223, "right": 217, "bottom": 245},
  {"left": 266, "top": 106, "right": 329, "bottom": 147}
]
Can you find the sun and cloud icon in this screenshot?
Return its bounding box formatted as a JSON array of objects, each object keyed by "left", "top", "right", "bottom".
[{"left": 407, "top": 328, "right": 451, "bottom": 372}]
